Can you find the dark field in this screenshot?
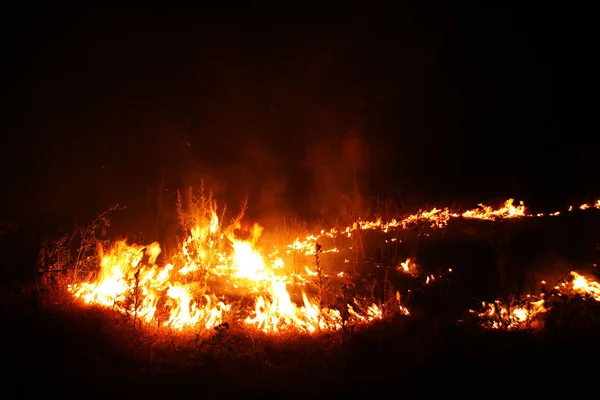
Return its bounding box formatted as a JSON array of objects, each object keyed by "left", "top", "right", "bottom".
[{"left": 2, "top": 210, "right": 600, "bottom": 398}]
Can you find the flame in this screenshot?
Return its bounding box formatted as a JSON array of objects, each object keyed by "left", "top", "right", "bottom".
[
  {"left": 578, "top": 200, "right": 600, "bottom": 211},
  {"left": 288, "top": 199, "right": 528, "bottom": 256},
  {"left": 473, "top": 298, "right": 547, "bottom": 330},
  {"left": 66, "top": 193, "right": 600, "bottom": 335},
  {"left": 287, "top": 197, "right": 600, "bottom": 258},
  {"left": 68, "top": 200, "right": 386, "bottom": 334},
  {"left": 472, "top": 271, "right": 600, "bottom": 330},
  {"left": 69, "top": 241, "right": 231, "bottom": 329},
  {"left": 396, "top": 257, "right": 420, "bottom": 277},
  {"left": 570, "top": 271, "right": 600, "bottom": 301},
  {"left": 244, "top": 280, "right": 344, "bottom": 333}
]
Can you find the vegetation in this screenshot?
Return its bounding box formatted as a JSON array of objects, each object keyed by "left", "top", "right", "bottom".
[{"left": 2, "top": 189, "right": 600, "bottom": 397}]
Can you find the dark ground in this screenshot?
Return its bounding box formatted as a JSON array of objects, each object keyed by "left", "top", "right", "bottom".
[
  {"left": 2, "top": 302, "right": 600, "bottom": 398},
  {"left": 2, "top": 210, "right": 600, "bottom": 398}
]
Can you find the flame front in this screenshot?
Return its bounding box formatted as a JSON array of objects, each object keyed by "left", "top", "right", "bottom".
[
  {"left": 67, "top": 193, "right": 600, "bottom": 334},
  {"left": 68, "top": 198, "right": 385, "bottom": 334}
]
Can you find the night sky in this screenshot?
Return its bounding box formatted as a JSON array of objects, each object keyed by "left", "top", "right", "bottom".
[{"left": 1, "top": 4, "right": 596, "bottom": 235}]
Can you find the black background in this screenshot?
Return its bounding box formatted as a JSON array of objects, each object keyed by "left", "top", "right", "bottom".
[{"left": 1, "top": 4, "right": 596, "bottom": 235}]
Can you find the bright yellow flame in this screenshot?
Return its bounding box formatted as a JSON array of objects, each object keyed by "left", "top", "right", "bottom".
[
  {"left": 67, "top": 193, "right": 600, "bottom": 335},
  {"left": 68, "top": 202, "right": 386, "bottom": 334}
]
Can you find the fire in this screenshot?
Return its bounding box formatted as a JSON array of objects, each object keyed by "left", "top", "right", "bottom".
[
  {"left": 65, "top": 192, "right": 600, "bottom": 335},
  {"left": 474, "top": 298, "right": 547, "bottom": 330},
  {"left": 568, "top": 271, "right": 600, "bottom": 301},
  {"left": 69, "top": 240, "right": 231, "bottom": 329},
  {"left": 578, "top": 200, "right": 600, "bottom": 211},
  {"left": 289, "top": 198, "right": 600, "bottom": 258},
  {"left": 68, "top": 196, "right": 386, "bottom": 334},
  {"left": 288, "top": 198, "right": 528, "bottom": 256},
  {"left": 472, "top": 271, "right": 600, "bottom": 330},
  {"left": 396, "top": 257, "right": 420, "bottom": 277},
  {"left": 244, "top": 281, "right": 343, "bottom": 333},
  {"left": 460, "top": 198, "right": 526, "bottom": 220},
  {"left": 231, "top": 241, "right": 266, "bottom": 280}
]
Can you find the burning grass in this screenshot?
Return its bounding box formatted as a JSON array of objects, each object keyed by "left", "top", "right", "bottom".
[
  {"left": 39, "top": 186, "right": 398, "bottom": 336},
  {"left": 34, "top": 186, "right": 600, "bottom": 338},
  {"left": 6, "top": 187, "right": 599, "bottom": 395}
]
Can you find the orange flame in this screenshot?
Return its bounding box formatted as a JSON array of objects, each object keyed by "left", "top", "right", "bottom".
[
  {"left": 68, "top": 199, "right": 387, "bottom": 333},
  {"left": 67, "top": 194, "right": 600, "bottom": 334},
  {"left": 472, "top": 271, "right": 600, "bottom": 330}
]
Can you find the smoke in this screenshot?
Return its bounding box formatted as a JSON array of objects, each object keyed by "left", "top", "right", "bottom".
[
  {"left": 6, "top": 9, "right": 405, "bottom": 240},
  {"left": 168, "top": 30, "right": 392, "bottom": 229},
  {"left": 179, "top": 134, "right": 294, "bottom": 226},
  {"left": 304, "top": 131, "right": 371, "bottom": 221}
]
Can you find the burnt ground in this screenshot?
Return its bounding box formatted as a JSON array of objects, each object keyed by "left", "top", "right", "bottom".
[{"left": 2, "top": 210, "right": 600, "bottom": 398}]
